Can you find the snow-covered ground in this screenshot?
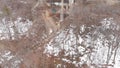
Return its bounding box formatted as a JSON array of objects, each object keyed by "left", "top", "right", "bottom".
[
  {"left": 0, "top": 50, "right": 23, "bottom": 68},
  {"left": 44, "top": 18, "right": 120, "bottom": 68},
  {"left": 0, "top": 16, "right": 120, "bottom": 68},
  {"left": 0, "top": 17, "right": 32, "bottom": 40}
]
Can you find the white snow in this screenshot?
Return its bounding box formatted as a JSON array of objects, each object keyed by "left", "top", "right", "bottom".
[
  {"left": 20, "top": 1, "right": 27, "bottom": 4},
  {"left": 114, "top": 48, "right": 120, "bottom": 68},
  {"left": 0, "top": 17, "right": 32, "bottom": 40},
  {"left": 44, "top": 17, "right": 120, "bottom": 68},
  {"left": 0, "top": 50, "right": 23, "bottom": 68}
]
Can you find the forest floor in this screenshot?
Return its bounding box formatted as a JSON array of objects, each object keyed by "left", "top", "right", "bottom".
[{"left": 0, "top": 0, "right": 120, "bottom": 68}]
